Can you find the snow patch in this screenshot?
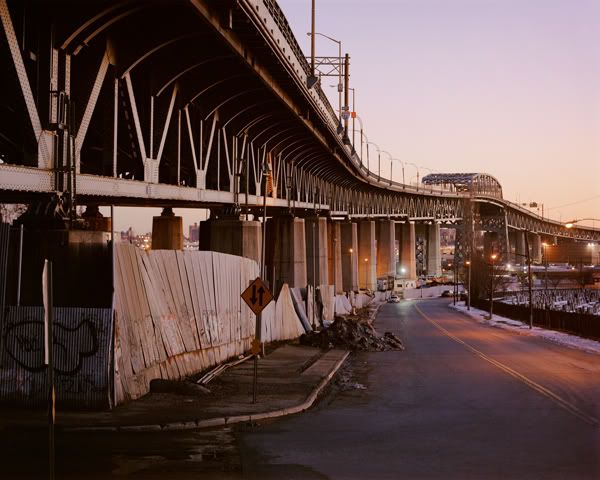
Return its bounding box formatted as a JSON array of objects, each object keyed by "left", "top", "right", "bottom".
[{"left": 450, "top": 302, "right": 600, "bottom": 356}]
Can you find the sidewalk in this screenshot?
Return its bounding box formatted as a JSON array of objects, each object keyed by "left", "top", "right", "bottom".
[{"left": 0, "top": 345, "right": 349, "bottom": 433}]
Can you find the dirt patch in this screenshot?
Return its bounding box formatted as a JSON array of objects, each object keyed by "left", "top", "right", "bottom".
[{"left": 299, "top": 317, "right": 404, "bottom": 352}]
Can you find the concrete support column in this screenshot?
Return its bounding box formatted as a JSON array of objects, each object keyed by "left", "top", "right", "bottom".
[
  {"left": 515, "top": 230, "right": 527, "bottom": 265},
  {"left": 483, "top": 231, "right": 497, "bottom": 259},
  {"left": 267, "top": 216, "right": 307, "bottom": 294},
  {"left": 376, "top": 220, "right": 396, "bottom": 279},
  {"left": 152, "top": 208, "right": 183, "bottom": 250},
  {"left": 398, "top": 222, "right": 417, "bottom": 279},
  {"left": 340, "top": 222, "right": 358, "bottom": 292},
  {"left": 427, "top": 223, "right": 442, "bottom": 277},
  {"left": 328, "top": 221, "right": 343, "bottom": 294},
  {"left": 305, "top": 216, "right": 329, "bottom": 286},
  {"left": 203, "top": 217, "right": 262, "bottom": 266},
  {"left": 358, "top": 220, "right": 377, "bottom": 290},
  {"left": 531, "top": 233, "right": 542, "bottom": 263}
]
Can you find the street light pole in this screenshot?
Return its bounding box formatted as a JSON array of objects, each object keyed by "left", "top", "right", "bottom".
[
  {"left": 405, "top": 162, "right": 419, "bottom": 191},
  {"left": 307, "top": 0, "right": 318, "bottom": 89},
  {"left": 465, "top": 260, "right": 471, "bottom": 310},
  {"left": 489, "top": 253, "right": 497, "bottom": 319},
  {"left": 380, "top": 150, "right": 392, "bottom": 186},
  {"left": 523, "top": 231, "right": 533, "bottom": 329},
  {"left": 365, "top": 141, "right": 379, "bottom": 180},
  {"left": 542, "top": 242, "right": 548, "bottom": 293}
]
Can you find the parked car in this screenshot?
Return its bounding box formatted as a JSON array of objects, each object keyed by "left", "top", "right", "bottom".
[
  {"left": 440, "top": 289, "right": 452, "bottom": 297},
  {"left": 387, "top": 294, "right": 400, "bottom": 303}
]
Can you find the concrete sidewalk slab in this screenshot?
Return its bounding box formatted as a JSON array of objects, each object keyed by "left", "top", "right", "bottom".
[{"left": 0, "top": 345, "right": 349, "bottom": 433}]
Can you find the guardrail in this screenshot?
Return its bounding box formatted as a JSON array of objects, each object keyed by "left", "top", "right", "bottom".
[{"left": 472, "top": 298, "right": 600, "bottom": 340}]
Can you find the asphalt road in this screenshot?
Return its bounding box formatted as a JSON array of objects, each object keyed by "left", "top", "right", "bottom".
[
  {"left": 237, "top": 298, "right": 600, "bottom": 479},
  {"left": 1, "top": 298, "right": 599, "bottom": 479}
]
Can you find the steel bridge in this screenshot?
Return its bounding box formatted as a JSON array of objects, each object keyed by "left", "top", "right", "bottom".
[{"left": 1, "top": 0, "right": 598, "bottom": 255}]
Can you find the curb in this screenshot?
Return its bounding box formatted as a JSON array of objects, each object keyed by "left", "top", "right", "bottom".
[{"left": 63, "top": 351, "right": 350, "bottom": 434}]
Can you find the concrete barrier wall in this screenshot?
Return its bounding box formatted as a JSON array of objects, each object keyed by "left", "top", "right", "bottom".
[{"left": 114, "top": 245, "right": 304, "bottom": 404}]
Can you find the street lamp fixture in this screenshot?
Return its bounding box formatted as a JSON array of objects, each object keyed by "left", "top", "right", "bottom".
[{"left": 565, "top": 218, "right": 600, "bottom": 229}]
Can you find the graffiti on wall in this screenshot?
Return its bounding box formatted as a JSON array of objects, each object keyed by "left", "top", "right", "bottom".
[{"left": 0, "top": 307, "right": 112, "bottom": 408}]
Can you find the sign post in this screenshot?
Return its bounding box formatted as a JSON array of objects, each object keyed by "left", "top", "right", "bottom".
[
  {"left": 241, "top": 277, "right": 273, "bottom": 403},
  {"left": 43, "top": 259, "right": 55, "bottom": 480}
]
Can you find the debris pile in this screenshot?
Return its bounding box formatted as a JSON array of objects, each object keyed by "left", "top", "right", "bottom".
[{"left": 299, "top": 317, "right": 404, "bottom": 352}]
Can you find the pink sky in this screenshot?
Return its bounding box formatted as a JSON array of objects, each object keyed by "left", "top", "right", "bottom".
[
  {"left": 279, "top": 0, "right": 599, "bottom": 226},
  {"left": 114, "top": 0, "right": 599, "bottom": 233}
]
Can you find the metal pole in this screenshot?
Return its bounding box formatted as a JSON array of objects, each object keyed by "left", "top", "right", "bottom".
[
  {"left": 360, "top": 128, "right": 363, "bottom": 166},
  {"left": 312, "top": 221, "right": 316, "bottom": 329},
  {"left": 46, "top": 260, "right": 55, "bottom": 480},
  {"left": 453, "top": 264, "right": 456, "bottom": 305},
  {"left": 489, "top": 256, "right": 495, "bottom": 319},
  {"left": 352, "top": 88, "right": 355, "bottom": 148},
  {"left": 524, "top": 231, "right": 533, "bottom": 329},
  {"left": 544, "top": 245, "right": 548, "bottom": 292},
  {"left": 310, "top": 0, "right": 315, "bottom": 78},
  {"left": 338, "top": 41, "right": 342, "bottom": 128},
  {"left": 110, "top": 205, "right": 116, "bottom": 408},
  {"left": 467, "top": 261, "right": 471, "bottom": 310},
  {"left": 343, "top": 53, "right": 349, "bottom": 140},
  {"left": 16, "top": 224, "right": 23, "bottom": 306},
  {"left": 254, "top": 153, "right": 270, "bottom": 404},
  {"left": 333, "top": 235, "right": 337, "bottom": 296}
]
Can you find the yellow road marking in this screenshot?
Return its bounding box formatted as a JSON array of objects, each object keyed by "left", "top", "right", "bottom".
[{"left": 414, "top": 304, "right": 599, "bottom": 428}]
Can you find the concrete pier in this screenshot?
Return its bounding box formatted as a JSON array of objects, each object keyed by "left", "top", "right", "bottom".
[
  {"left": 327, "top": 221, "right": 343, "bottom": 294},
  {"left": 427, "top": 223, "right": 442, "bottom": 277},
  {"left": 376, "top": 220, "right": 396, "bottom": 279},
  {"left": 267, "top": 216, "right": 307, "bottom": 294},
  {"left": 152, "top": 208, "right": 183, "bottom": 250},
  {"left": 306, "top": 216, "right": 329, "bottom": 287},
  {"left": 340, "top": 221, "right": 358, "bottom": 292},
  {"left": 203, "top": 217, "right": 262, "bottom": 266},
  {"left": 397, "top": 222, "right": 417, "bottom": 279},
  {"left": 358, "top": 220, "right": 376, "bottom": 290}
]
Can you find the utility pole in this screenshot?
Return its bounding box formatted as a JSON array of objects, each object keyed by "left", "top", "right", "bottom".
[
  {"left": 466, "top": 260, "right": 471, "bottom": 310},
  {"left": 307, "top": 0, "right": 318, "bottom": 89},
  {"left": 343, "top": 53, "right": 350, "bottom": 144},
  {"left": 524, "top": 232, "right": 533, "bottom": 329},
  {"left": 489, "top": 253, "right": 497, "bottom": 319}
]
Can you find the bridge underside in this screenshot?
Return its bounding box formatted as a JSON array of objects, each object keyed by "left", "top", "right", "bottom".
[{"left": 0, "top": 0, "right": 598, "bottom": 242}]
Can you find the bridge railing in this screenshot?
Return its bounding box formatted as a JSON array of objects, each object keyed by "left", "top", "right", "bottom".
[{"left": 253, "top": 1, "right": 469, "bottom": 198}]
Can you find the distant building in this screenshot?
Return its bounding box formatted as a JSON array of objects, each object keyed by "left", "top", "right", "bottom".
[{"left": 544, "top": 242, "right": 599, "bottom": 266}]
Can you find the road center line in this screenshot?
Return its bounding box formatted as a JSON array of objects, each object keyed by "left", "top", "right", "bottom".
[{"left": 414, "top": 304, "right": 599, "bottom": 428}]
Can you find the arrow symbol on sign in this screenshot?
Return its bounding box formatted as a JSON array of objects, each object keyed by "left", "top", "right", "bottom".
[
  {"left": 257, "top": 286, "right": 265, "bottom": 305},
  {"left": 250, "top": 285, "right": 258, "bottom": 304}
]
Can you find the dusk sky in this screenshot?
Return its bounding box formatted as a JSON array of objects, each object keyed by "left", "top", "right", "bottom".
[{"left": 117, "top": 0, "right": 599, "bottom": 232}]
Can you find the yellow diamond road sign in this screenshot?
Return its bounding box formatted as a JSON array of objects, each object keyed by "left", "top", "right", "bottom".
[{"left": 241, "top": 277, "right": 273, "bottom": 316}]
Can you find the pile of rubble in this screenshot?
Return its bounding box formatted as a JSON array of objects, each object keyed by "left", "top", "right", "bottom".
[{"left": 300, "top": 316, "right": 404, "bottom": 352}]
